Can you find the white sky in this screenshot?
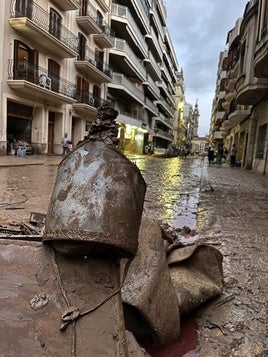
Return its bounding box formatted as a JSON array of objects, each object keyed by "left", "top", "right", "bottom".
[{"left": 165, "top": 0, "right": 249, "bottom": 136}]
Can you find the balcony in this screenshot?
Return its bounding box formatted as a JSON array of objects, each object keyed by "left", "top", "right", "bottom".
[
  {"left": 7, "top": 60, "right": 76, "bottom": 103},
  {"left": 156, "top": 80, "right": 175, "bottom": 106},
  {"left": 228, "top": 105, "right": 251, "bottom": 125},
  {"left": 143, "top": 52, "right": 162, "bottom": 81},
  {"left": 9, "top": 1, "right": 78, "bottom": 58},
  {"left": 153, "top": 113, "right": 173, "bottom": 130},
  {"left": 150, "top": 3, "right": 165, "bottom": 41},
  {"left": 108, "top": 73, "right": 144, "bottom": 105},
  {"left": 93, "top": 25, "right": 114, "bottom": 48},
  {"left": 116, "top": 111, "right": 146, "bottom": 130},
  {"left": 145, "top": 27, "right": 163, "bottom": 63},
  {"left": 144, "top": 97, "right": 158, "bottom": 116},
  {"left": 111, "top": 4, "right": 148, "bottom": 58},
  {"left": 142, "top": 75, "right": 160, "bottom": 100},
  {"left": 154, "top": 97, "right": 174, "bottom": 117},
  {"left": 128, "top": 0, "right": 150, "bottom": 34},
  {"left": 74, "top": 48, "right": 112, "bottom": 83},
  {"left": 50, "top": 0, "right": 79, "bottom": 11},
  {"left": 76, "top": 2, "right": 110, "bottom": 36},
  {"left": 154, "top": 128, "right": 173, "bottom": 141},
  {"left": 94, "top": 0, "right": 110, "bottom": 12},
  {"left": 222, "top": 89, "right": 235, "bottom": 112},
  {"left": 73, "top": 92, "right": 110, "bottom": 115},
  {"left": 254, "top": 26, "right": 268, "bottom": 78},
  {"left": 221, "top": 119, "right": 233, "bottom": 131},
  {"left": 109, "top": 38, "right": 146, "bottom": 81},
  {"left": 214, "top": 131, "right": 226, "bottom": 139},
  {"left": 215, "top": 111, "right": 225, "bottom": 122},
  {"left": 235, "top": 74, "right": 268, "bottom": 105}
]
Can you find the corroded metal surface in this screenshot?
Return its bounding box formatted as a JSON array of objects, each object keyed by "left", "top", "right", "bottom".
[
  {"left": 43, "top": 140, "right": 146, "bottom": 257},
  {"left": 0, "top": 239, "right": 128, "bottom": 356}
]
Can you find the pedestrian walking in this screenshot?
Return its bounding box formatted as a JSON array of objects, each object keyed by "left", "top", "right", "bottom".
[
  {"left": 61, "top": 132, "right": 70, "bottom": 155},
  {"left": 230, "top": 144, "right": 237, "bottom": 167},
  {"left": 217, "top": 144, "right": 224, "bottom": 164},
  {"left": 208, "top": 146, "right": 215, "bottom": 165}
]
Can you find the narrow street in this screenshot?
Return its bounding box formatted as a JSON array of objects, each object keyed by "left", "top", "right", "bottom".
[{"left": 0, "top": 154, "right": 267, "bottom": 357}]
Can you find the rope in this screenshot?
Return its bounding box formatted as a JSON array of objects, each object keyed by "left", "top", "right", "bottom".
[{"left": 49, "top": 245, "right": 133, "bottom": 356}]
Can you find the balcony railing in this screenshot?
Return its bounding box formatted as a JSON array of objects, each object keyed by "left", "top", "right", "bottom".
[
  {"left": 77, "top": 46, "right": 113, "bottom": 79},
  {"left": 8, "top": 60, "right": 76, "bottom": 99},
  {"left": 113, "top": 38, "right": 146, "bottom": 79},
  {"left": 111, "top": 4, "right": 148, "bottom": 56},
  {"left": 111, "top": 73, "right": 144, "bottom": 102},
  {"left": 10, "top": 0, "right": 78, "bottom": 53},
  {"left": 76, "top": 91, "right": 110, "bottom": 108}
]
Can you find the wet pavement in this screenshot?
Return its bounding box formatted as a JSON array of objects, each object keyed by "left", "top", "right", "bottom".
[{"left": 0, "top": 154, "right": 267, "bottom": 356}]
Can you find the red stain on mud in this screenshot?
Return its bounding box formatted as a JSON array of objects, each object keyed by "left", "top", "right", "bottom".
[{"left": 141, "top": 314, "right": 198, "bottom": 357}]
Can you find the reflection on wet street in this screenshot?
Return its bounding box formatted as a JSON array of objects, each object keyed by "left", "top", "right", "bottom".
[{"left": 131, "top": 156, "right": 204, "bottom": 230}]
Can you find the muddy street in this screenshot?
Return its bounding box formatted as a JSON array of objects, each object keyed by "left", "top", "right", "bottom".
[{"left": 0, "top": 154, "right": 267, "bottom": 357}]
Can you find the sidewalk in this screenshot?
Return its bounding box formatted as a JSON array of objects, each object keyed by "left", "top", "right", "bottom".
[
  {"left": 0, "top": 154, "right": 62, "bottom": 167},
  {"left": 196, "top": 163, "right": 268, "bottom": 356}
]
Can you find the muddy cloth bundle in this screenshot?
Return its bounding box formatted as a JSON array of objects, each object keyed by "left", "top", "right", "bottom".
[
  {"left": 122, "top": 216, "right": 180, "bottom": 347},
  {"left": 167, "top": 244, "right": 224, "bottom": 314}
]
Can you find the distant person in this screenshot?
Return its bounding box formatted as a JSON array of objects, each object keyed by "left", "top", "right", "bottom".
[
  {"left": 61, "top": 132, "right": 70, "bottom": 155},
  {"left": 67, "top": 141, "right": 73, "bottom": 152},
  {"left": 230, "top": 144, "right": 237, "bottom": 167},
  {"left": 208, "top": 146, "right": 215, "bottom": 165},
  {"left": 223, "top": 147, "right": 228, "bottom": 162},
  {"left": 217, "top": 145, "right": 224, "bottom": 164}
]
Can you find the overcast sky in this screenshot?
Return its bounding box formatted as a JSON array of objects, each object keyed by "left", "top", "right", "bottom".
[{"left": 165, "top": 0, "right": 248, "bottom": 136}]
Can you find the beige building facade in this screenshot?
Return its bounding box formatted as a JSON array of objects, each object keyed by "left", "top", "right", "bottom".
[
  {"left": 210, "top": 0, "right": 268, "bottom": 175},
  {"left": 0, "top": 0, "right": 181, "bottom": 156}
]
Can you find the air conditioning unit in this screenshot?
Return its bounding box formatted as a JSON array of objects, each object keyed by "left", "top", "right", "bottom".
[{"left": 39, "top": 74, "right": 51, "bottom": 90}]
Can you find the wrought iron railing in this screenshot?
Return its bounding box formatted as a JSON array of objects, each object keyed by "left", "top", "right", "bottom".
[
  {"left": 8, "top": 59, "right": 77, "bottom": 99},
  {"left": 77, "top": 46, "right": 113, "bottom": 78},
  {"left": 10, "top": 0, "right": 78, "bottom": 53},
  {"left": 76, "top": 91, "right": 111, "bottom": 108}
]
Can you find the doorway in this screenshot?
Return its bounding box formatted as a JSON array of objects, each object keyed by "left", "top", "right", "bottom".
[{"left": 48, "top": 112, "right": 55, "bottom": 154}]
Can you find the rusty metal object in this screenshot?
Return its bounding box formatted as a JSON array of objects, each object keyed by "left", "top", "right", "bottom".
[
  {"left": 122, "top": 216, "right": 180, "bottom": 347},
  {"left": 43, "top": 140, "right": 146, "bottom": 257},
  {"left": 168, "top": 244, "right": 224, "bottom": 314}
]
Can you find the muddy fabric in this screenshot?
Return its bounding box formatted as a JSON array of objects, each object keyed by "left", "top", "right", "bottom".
[
  {"left": 122, "top": 216, "right": 180, "bottom": 347},
  {"left": 126, "top": 331, "right": 152, "bottom": 356},
  {"left": 167, "top": 244, "right": 223, "bottom": 314}
]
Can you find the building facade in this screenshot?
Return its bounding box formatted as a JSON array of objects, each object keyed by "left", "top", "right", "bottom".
[
  {"left": 210, "top": 0, "right": 268, "bottom": 175},
  {"left": 0, "top": 0, "right": 182, "bottom": 157},
  {"left": 108, "top": 0, "right": 180, "bottom": 155}
]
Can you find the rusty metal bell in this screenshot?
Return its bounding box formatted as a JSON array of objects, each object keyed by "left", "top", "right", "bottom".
[{"left": 43, "top": 140, "right": 146, "bottom": 257}]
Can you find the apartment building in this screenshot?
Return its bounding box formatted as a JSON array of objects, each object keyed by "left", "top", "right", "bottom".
[
  {"left": 0, "top": 0, "right": 115, "bottom": 156},
  {"left": 108, "top": 0, "right": 179, "bottom": 155},
  {"left": 210, "top": 0, "right": 268, "bottom": 175},
  {"left": 0, "top": 0, "right": 181, "bottom": 157}
]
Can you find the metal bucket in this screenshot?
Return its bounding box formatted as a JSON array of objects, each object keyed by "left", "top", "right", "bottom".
[{"left": 43, "top": 140, "right": 146, "bottom": 257}]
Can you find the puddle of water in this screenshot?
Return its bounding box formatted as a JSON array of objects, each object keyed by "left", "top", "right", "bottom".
[{"left": 141, "top": 314, "right": 198, "bottom": 357}]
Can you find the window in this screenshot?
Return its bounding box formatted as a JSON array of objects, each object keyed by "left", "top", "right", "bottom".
[
  {"left": 76, "top": 75, "right": 90, "bottom": 103},
  {"left": 80, "top": 0, "right": 88, "bottom": 16},
  {"left": 48, "top": 59, "right": 60, "bottom": 92},
  {"left": 256, "top": 124, "right": 267, "bottom": 159},
  {"left": 14, "top": 40, "right": 38, "bottom": 81},
  {"left": 49, "top": 9, "right": 61, "bottom": 40},
  {"left": 78, "top": 33, "right": 86, "bottom": 61},
  {"left": 15, "top": 0, "right": 33, "bottom": 18}
]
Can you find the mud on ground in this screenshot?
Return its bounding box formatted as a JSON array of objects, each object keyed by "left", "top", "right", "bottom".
[{"left": 196, "top": 165, "right": 268, "bottom": 357}]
